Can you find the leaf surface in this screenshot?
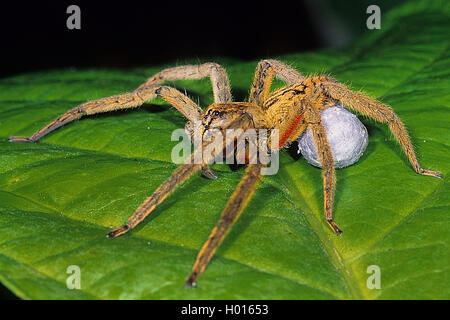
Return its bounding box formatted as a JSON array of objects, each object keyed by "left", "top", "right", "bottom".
[{"left": 0, "top": 0, "right": 448, "bottom": 299}]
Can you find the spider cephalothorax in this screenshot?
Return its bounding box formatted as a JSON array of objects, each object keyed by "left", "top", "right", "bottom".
[{"left": 9, "top": 60, "right": 441, "bottom": 288}]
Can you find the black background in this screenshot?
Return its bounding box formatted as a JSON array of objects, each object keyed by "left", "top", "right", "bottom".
[
  {"left": 0, "top": 0, "right": 406, "bottom": 78},
  {"left": 0, "top": 1, "right": 326, "bottom": 77}
]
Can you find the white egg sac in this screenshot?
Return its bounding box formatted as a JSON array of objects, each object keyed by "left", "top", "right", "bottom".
[{"left": 297, "top": 105, "right": 368, "bottom": 169}]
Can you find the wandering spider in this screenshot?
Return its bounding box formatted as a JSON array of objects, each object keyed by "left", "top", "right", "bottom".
[{"left": 9, "top": 60, "right": 441, "bottom": 288}]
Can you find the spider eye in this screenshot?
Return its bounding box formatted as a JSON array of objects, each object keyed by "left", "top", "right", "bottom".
[{"left": 212, "top": 110, "right": 221, "bottom": 117}]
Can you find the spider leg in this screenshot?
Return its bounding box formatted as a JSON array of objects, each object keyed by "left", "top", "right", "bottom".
[
  {"left": 138, "top": 63, "right": 232, "bottom": 103},
  {"left": 249, "top": 59, "right": 305, "bottom": 106},
  {"left": 138, "top": 63, "right": 233, "bottom": 180},
  {"left": 107, "top": 125, "right": 248, "bottom": 238},
  {"left": 304, "top": 102, "right": 342, "bottom": 235},
  {"left": 323, "top": 81, "right": 442, "bottom": 178},
  {"left": 9, "top": 62, "right": 232, "bottom": 143},
  {"left": 185, "top": 163, "right": 264, "bottom": 288},
  {"left": 9, "top": 85, "right": 203, "bottom": 143},
  {"left": 107, "top": 162, "right": 202, "bottom": 238}
]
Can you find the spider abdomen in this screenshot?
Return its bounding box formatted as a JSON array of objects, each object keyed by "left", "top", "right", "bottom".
[{"left": 298, "top": 105, "right": 368, "bottom": 169}]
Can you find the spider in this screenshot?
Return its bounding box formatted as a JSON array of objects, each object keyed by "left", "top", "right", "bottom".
[{"left": 9, "top": 60, "right": 441, "bottom": 288}]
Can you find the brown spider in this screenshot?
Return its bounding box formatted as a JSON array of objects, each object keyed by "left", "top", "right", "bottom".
[{"left": 9, "top": 60, "right": 441, "bottom": 288}]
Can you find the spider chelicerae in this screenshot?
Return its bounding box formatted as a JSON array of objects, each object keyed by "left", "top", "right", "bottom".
[{"left": 9, "top": 60, "right": 441, "bottom": 288}]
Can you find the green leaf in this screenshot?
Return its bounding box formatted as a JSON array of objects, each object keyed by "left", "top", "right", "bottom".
[{"left": 0, "top": 0, "right": 448, "bottom": 299}]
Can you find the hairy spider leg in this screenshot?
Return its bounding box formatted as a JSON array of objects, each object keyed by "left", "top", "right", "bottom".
[
  {"left": 138, "top": 63, "right": 232, "bottom": 104},
  {"left": 323, "top": 81, "right": 442, "bottom": 179},
  {"left": 141, "top": 63, "right": 232, "bottom": 179},
  {"left": 107, "top": 162, "right": 202, "bottom": 238},
  {"left": 107, "top": 117, "right": 251, "bottom": 239},
  {"left": 9, "top": 63, "right": 233, "bottom": 178},
  {"left": 186, "top": 105, "right": 314, "bottom": 287},
  {"left": 8, "top": 85, "right": 202, "bottom": 143},
  {"left": 249, "top": 59, "right": 305, "bottom": 106},
  {"left": 138, "top": 63, "right": 232, "bottom": 179},
  {"left": 185, "top": 163, "right": 264, "bottom": 288},
  {"left": 303, "top": 98, "right": 341, "bottom": 234},
  {"left": 9, "top": 62, "right": 232, "bottom": 143}
]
